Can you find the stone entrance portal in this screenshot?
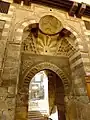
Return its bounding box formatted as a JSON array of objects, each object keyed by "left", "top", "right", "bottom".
[
  {"left": 0, "top": 11, "right": 90, "bottom": 120},
  {"left": 15, "top": 15, "right": 89, "bottom": 120},
  {"left": 16, "top": 61, "right": 69, "bottom": 120}
]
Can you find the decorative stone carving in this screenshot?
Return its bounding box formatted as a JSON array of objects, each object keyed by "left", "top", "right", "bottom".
[
  {"left": 22, "top": 59, "right": 34, "bottom": 74},
  {"left": 22, "top": 31, "right": 37, "bottom": 53},
  {"left": 36, "top": 34, "right": 58, "bottom": 55},
  {"left": 39, "top": 15, "right": 63, "bottom": 35},
  {"left": 22, "top": 27, "right": 76, "bottom": 57}
]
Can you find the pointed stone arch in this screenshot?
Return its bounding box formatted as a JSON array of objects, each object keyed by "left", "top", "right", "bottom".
[{"left": 21, "top": 62, "right": 71, "bottom": 94}]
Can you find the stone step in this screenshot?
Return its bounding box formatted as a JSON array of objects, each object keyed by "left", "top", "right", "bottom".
[{"left": 28, "top": 110, "right": 47, "bottom": 120}]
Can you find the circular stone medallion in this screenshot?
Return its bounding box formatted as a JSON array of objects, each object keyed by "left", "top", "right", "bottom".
[{"left": 39, "top": 15, "right": 63, "bottom": 35}]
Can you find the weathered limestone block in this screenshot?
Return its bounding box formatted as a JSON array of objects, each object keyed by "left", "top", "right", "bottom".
[
  {"left": 66, "top": 97, "right": 90, "bottom": 120},
  {"left": 1, "top": 43, "right": 21, "bottom": 86},
  {"left": 66, "top": 20, "right": 82, "bottom": 35},
  {"left": 6, "top": 98, "right": 15, "bottom": 109},
  {"left": 6, "top": 43, "right": 20, "bottom": 61},
  {"left": 81, "top": 104, "right": 90, "bottom": 120},
  {"left": 2, "top": 67, "right": 19, "bottom": 80},
  {"left": 15, "top": 92, "right": 28, "bottom": 120},
  {"left": 7, "top": 108, "right": 15, "bottom": 120},
  {"left": 76, "top": 96, "right": 89, "bottom": 104},
  {"left": 8, "top": 86, "right": 15, "bottom": 95},
  {"left": 74, "top": 87, "right": 87, "bottom": 96},
  {"left": 0, "top": 87, "right": 8, "bottom": 98},
  {"left": 16, "top": 93, "right": 28, "bottom": 107},
  {"left": 67, "top": 100, "right": 78, "bottom": 120},
  {"left": 3, "top": 43, "right": 21, "bottom": 70},
  {"left": 0, "top": 109, "right": 15, "bottom": 120},
  {"left": 74, "top": 77, "right": 85, "bottom": 87},
  {"left": 4, "top": 58, "right": 19, "bottom": 68},
  {"left": 16, "top": 107, "right": 27, "bottom": 120},
  {"left": 0, "top": 40, "right": 7, "bottom": 69},
  {"left": 71, "top": 76, "right": 88, "bottom": 97},
  {"left": 76, "top": 101, "right": 90, "bottom": 120},
  {"left": 0, "top": 87, "right": 16, "bottom": 120}
]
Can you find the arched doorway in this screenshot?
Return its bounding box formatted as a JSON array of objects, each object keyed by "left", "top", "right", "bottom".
[
  {"left": 15, "top": 15, "right": 89, "bottom": 120},
  {"left": 15, "top": 62, "right": 69, "bottom": 120},
  {"left": 15, "top": 15, "right": 76, "bottom": 120},
  {"left": 28, "top": 70, "right": 66, "bottom": 120}
]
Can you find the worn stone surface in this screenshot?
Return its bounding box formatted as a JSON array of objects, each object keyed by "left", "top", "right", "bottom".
[
  {"left": 0, "top": 1, "right": 90, "bottom": 120},
  {"left": 0, "top": 87, "right": 16, "bottom": 120}
]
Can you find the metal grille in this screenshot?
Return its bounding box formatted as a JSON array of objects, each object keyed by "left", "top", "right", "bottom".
[{"left": 0, "top": 1, "right": 10, "bottom": 14}]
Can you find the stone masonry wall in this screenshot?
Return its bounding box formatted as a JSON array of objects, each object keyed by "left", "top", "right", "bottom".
[{"left": 0, "top": 1, "right": 90, "bottom": 120}]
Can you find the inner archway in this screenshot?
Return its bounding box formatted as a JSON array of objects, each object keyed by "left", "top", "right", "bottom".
[{"left": 28, "top": 69, "right": 66, "bottom": 120}]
